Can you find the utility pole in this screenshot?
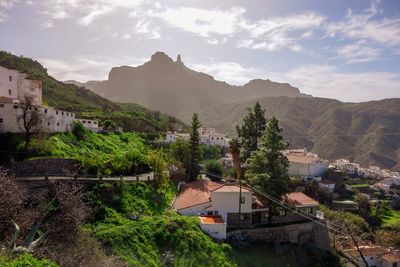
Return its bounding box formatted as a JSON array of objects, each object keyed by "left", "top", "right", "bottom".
[{"left": 238, "top": 163, "right": 243, "bottom": 228}]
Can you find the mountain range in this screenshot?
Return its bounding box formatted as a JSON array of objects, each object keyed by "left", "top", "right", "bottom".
[{"left": 67, "top": 52, "right": 400, "bottom": 171}]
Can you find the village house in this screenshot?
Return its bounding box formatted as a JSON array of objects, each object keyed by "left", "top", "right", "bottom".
[
  {"left": 76, "top": 118, "right": 100, "bottom": 132},
  {"left": 284, "top": 148, "right": 329, "bottom": 178},
  {"left": 173, "top": 179, "right": 320, "bottom": 239},
  {"left": 333, "top": 159, "right": 360, "bottom": 176},
  {"left": 342, "top": 246, "right": 400, "bottom": 267},
  {"left": 0, "top": 65, "right": 96, "bottom": 133},
  {"left": 318, "top": 179, "right": 336, "bottom": 192},
  {"left": 166, "top": 127, "right": 230, "bottom": 147}
]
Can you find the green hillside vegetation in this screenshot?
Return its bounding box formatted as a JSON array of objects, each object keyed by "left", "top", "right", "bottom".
[
  {"left": 88, "top": 182, "right": 234, "bottom": 266},
  {"left": 36, "top": 129, "right": 148, "bottom": 175},
  {"left": 0, "top": 51, "right": 185, "bottom": 133},
  {"left": 0, "top": 253, "right": 57, "bottom": 267}
]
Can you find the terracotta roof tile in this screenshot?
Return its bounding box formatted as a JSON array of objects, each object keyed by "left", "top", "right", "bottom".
[
  {"left": 287, "top": 154, "right": 318, "bottom": 164},
  {"left": 284, "top": 192, "right": 318, "bottom": 206},
  {"left": 200, "top": 216, "right": 225, "bottom": 224}
]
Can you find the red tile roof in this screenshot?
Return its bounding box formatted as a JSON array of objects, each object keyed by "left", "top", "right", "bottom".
[
  {"left": 286, "top": 154, "right": 317, "bottom": 164},
  {"left": 284, "top": 192, "right": 318, "bottom": 206},
  {"left": 173, "top": 180, "right": 223, "bottom": 210},
  {"left": 200, "top": 216, "right": 225, "bottom": 224},
  {"left": 213, "top": 185, "right": 251, "bottom": 193}
]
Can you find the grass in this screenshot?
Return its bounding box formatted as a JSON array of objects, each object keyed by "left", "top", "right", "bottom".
[
  {"left": 0, "top": 253, "right": 58, "bottom": 267},
  {"left": 350, "top": 183, "right": 369, "bottom": 188},
  {"left": 88, "top": 181, "right": 235, "bottom": 267},
  {"left": 378, "top": 201, "right": 400, "bottom": 226}
]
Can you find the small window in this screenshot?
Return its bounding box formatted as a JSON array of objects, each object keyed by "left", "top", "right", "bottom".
[
  {"left": 44, "top": 109, "right": 47, "bottom": 113},
  {"left": 88, "top": 121, "right": 91, "bottom": 124},
  {"left": 0, "top": 104, "right": 4, "bottom": 108},
  {"left": 56, "top": 111, "right": 59, "bottom": 115},
  {"left": 82, "top": 120, "right": 86, "bottom": 123},
  {"left": 0, "top": 118, "right": 3, "bottom": 123},
  {"left": 240, "top": 197, "right": 245, "bottom": 204},
  {"left": 8, "top": 89, "right": 12, "bottom": 95},
  {"left": 57, "top": 122, "right": 60, "bottom": 126},
  {"left": 214, "top": 210, "right": 219, "bottom": 215},
  {"left": 217, "top": 137, "right": 219, "bottom": 140},
  {"left": 306, "top": 207, "right": 313, "bottom": 214},
  {"left": 13, "top": 105, "right": 18, "bottom": 109},
  {"left": 66, "top": 112, "right": 69, "bottom": 116},
  {"left": 28, "top": 106, "right": 32, "bottom": 110},
  {"left": 9, "top": 75, "right": 12, "bottom": 82},
  {"left": 207, "top": 211, "right": 213, "bottom": 215},
  {"left": 240, "top": 214, "right": 244, "bottom": 220},
  {"left": 279, "top": 210, "right": 286, "bottom": 216},
  {"left": 61, "top": 111, "right": 64, "bottom": 115},
  {"left": 47, "top": 122, "right": 50, "bottom": 126},
  {"left": 94, "top": 121, "right": 97, "bottom": 124}
]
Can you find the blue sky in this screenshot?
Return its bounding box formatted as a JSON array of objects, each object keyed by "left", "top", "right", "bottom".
[{"left": 0, "top": 0, "right": 399, "bottom": 102}]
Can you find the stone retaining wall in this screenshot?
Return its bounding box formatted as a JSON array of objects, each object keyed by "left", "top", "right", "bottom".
[
  {"left": 9, "top": 158, "right": 78, "bottom": 176},
  {"left": 227, "top": 221, "right": 330, "bottom": 250}
]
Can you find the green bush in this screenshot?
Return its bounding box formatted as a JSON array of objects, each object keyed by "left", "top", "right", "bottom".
[
  {"left": 0, "top": 253, "right": 57, "bottom": 267},
  {"left": 205, "top": 160, "right": 224, "bottom": 176}
]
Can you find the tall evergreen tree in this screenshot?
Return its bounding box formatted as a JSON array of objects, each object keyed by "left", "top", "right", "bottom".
[
  {"left": 245, "top": 116, "right": 290, "bottom": 222},
  {"left": 236, "top": 101, "right": 266, "bottom": 159},
  {"left": 188, "top": 113, "right": 202, "bottom": 181},
  {"left": 229, "top": 138, "right": 242, "bottom": 180}
]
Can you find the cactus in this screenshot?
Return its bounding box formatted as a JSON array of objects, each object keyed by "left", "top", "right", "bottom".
[{"left": 10, "top": 219, "right": 48, "bottom": 253}]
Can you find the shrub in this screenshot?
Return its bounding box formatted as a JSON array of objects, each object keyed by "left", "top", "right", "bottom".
[{"left": 205, "top": 160, "right": 224, "bottom": 177}]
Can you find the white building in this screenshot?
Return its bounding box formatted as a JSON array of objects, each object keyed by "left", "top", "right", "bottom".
[
  {"left": 284, "top": 148, "right": 329, "bottom": 177},
  {"left": 76, "top": 118, "right": 99, "bottom": 132},
  {"left": 199, "top": 216, "right": 227, "bottom": 240},
  {"left": 318, "top": 179, "right": 336, "bottom": 192},
  {"left": 166, "top": 127, "right": 230, "bottom": 147},
  {"left": 0, "top": 65, "right": 94, "bottom": 133},
  {"left": 334, "top": 159, "right": 360, "bottom": 175}
]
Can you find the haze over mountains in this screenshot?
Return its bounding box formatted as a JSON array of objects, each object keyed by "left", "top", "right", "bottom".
[{"left": 66, "top": 52, "right": 400, "bottom": 171}]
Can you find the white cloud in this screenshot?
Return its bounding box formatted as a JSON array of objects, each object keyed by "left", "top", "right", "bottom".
[
  {"left": 152, "top": 6, "right": 245, "bottom": 37},
  {"left": 337, "top": 41, "right": 382, "bottom": 63},
  {"left": 326, "top": 2, "right": 400, "bottom": 47},
  {"left": 38, "top": 55, "right": 146, "bottom": 82},
  {"left": 271, "top": 64, "right": 400, "bottom": 102},
  {"left": 36, "top": 0, "right": 143, "bottom": 26},
  {"left": 0, "top": 0, "right": 18, "bottom": 23},
  {"left": 190, "top": 60, "right": 400, "bottom": 102}
]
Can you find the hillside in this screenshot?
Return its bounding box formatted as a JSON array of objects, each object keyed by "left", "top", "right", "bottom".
[
  {"left": 71, "top": 52, "right": 305, "bottom": 120},
  {"left": 71, "top": 51, "right": 400, "bottom": 171},
  {"left": 0, "top": 51, "right": 185, "bottom": 133},
  {"left": 215, "top": 97, "right": 400, "bottom": 170}
]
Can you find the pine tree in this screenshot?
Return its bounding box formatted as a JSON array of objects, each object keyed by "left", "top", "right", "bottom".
[
  {"left": 245, "top": 116, "right": 289, "bottom": 222},
  {"left": 236, "top": 101, "right": 266, "bottom": 160},
  {"left": 188, "top": 113, "right": 202, "bottom": 181},
  {"left": 229, "top": 138, "right": 241, "bottom": 180}
]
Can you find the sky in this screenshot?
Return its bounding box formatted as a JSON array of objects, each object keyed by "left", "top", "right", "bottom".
[{"left": 0, "top": 0, "right": 399, "bottom": 102}]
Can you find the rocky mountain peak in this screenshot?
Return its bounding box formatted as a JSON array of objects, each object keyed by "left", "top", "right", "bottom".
[{"left": 150, "top": 51, "right": 174, "bottom": 65}]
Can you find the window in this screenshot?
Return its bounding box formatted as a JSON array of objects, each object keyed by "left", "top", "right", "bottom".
[
  {"left": 240, "top": 197, "right": 245, "bottom": 204},
  {"left": 279, "top": 210, "right": 286, "bottom": 216},
  {"left": 0, "top": 104, "right": 4, "bottom": 108},
  {"left": 82, "top": 120, "right": 86, "bottom": 123},
  {"left": 207, "top": 211, "right": 213, "bottom": 215},
  {"left": 47, "top": 122, "right": 50, "bottom": 126},
  {"left": 13, "top": 105, "right": 18, "bottom": 109},
  {"left": 9, "top": 75, "right": 12, "bottom": 82},
  {"left": 28, "top": 106, "right": 32, "bottom": 110},
  {"left": 57, "top": 122, "right": 60, "bottom": 126},
  {"left": 44, "top": 109, "right": 47, "bottom": 113},
  {"left": 66, "top": 112, "right": 69, "bottom": 116},
  {"left": 0, "top": 118, "right": 3, "bottom": 123},
  {"left": 56, "top": 111, "right": 59, "bottom": 115},
  {"left": 61, "top": 112, "right": 64, "bottom": 115},
  {"left": 88, "top": 121, "right": 92, "bottom": 124},
  {"left": 214, "top": 210, "right": 219, "bottom": 215},
  {"left": 216, "top": 137, "right": 219, "bottom": 140},
  {"left": 8, "top": 89, "right": 12, "bottom": 96},
  {"left": 306, "top": 207, "right": 313, "bottom": 214},
  {"left": 94, "top": 121, "right": 97, "bottom": 124}
]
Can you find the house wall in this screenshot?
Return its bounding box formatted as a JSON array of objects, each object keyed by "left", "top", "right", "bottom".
[
  {"left": 209, "top": 191, "right": 252, "bottom": 222},
  {"left": 178, "top": 202, "right": 211, "bottom": 216},
  {"left": 200, "top": 221, "right": 227, "bottom": 240},
  {"left": 380, "top": 258, "right": 400, "bottom": 267},
  {"left": 17, "top": 76, "right": 42, "bottom": 106},
  {"left": 288, "top": 161, "right": 328, "bottom": 177},
  {"left": 318, "top": 183, "right": 335, "bottom": 192},
  {"left": 0, "top": 66, "right": 19, "bottom": 100},
  {"left": 77, "top": 118, "right": 99, "bottom": 131},
  {"left": 0, "top": 103, "right": 75, "bottom": 133},
  {"left": 355, "top": 256, "right": 378, "bottom": 267}
]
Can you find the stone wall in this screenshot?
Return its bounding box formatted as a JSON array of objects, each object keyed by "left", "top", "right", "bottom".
[
  {"left": 9, "top": 158, "right": 78, "bottom": 176},
  {"left": 227, "top": 221, "right": 330, "bottom": 251}
]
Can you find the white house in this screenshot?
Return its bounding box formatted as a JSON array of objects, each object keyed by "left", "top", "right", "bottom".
[
  {"left": 0, "top": 65, "right": 97, "bottom": 134},
  {"left": 76, "top": 118, "right": 99, "bottom": 132},
  {"left": 342, "top": 246, "right": 400, "bottom": 267},
  {"left": 318, "top": 179, "right": 336, "bottom": 192},
  {"left": 173, "top": 180, "right": 319, "bottom": 239},
  {"left": 284, "top": 148, "right": 329, "bottom": 177},
  {"left": 166, "top": 127, "right": 230, "bottom": 147},
  {"left": 199, "top": 216, "right": 226, "bottom": 240}
]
